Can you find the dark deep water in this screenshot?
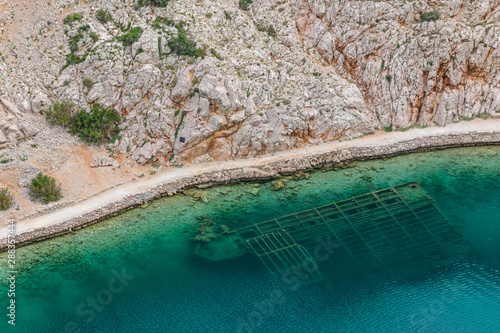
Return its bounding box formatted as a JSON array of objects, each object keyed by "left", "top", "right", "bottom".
[{"left": 1, "top": 146, "right": 500, "bottom": 332}]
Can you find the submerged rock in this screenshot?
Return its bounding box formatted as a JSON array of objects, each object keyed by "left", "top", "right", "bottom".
[
  {"left": 250, "top": 187, "right": 260, "bottom": 196},
  {"left": 292, "top": 172, "right": 310, "bottom": 180},
  {"left": 195, "top": 193, "right": 209, "bottom": 203},
  {"left": 272, "top": 180, "right": 286, "bottom": 191}
]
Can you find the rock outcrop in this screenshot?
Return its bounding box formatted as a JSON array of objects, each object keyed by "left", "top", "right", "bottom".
[
  {"left": 90, "top": 156, "right": 120, "bottom": 168},
  {"left": 0, "top": 98, "right": 40, "bottom": 149}
]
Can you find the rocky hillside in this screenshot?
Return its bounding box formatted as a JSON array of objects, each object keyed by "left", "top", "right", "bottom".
[{"left": 0, "top": 0, "right": 499, "bottom": 165}]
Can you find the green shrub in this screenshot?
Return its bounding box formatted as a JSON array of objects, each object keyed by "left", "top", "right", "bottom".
[
  {"left": 69, "top": 33, "right": 83, "bottom": 53},
  {"left": 396, "top": 124, "right": 428, "bottom": 132},
  {"left": 239, "top": 0, "right": 253, "bottom": 11},
  {"left": 168, "top": 32, "right": 203, "bottom": 57},
  {"left": 175, "top": 20, "right": 187, "bottom": 32},
  {"left": 70, "top": 104, "right": 121, "bottom": 144},
  {"left": 137, "top": 0, "right": 168, "bottom": 7},
  {"left": 477, "top": 112, "right": 491, "bottom": 120},
  {"left": 96, "top": 9, "right": 112, "bottom": 23},
  {"left": 224, "top": 10, "right": 232, "bottom": 20},
  {"left": 210, "top": 48, "right": 223, "bottom": 60},
  {"left": 0, "top": 187, "right": 14, "bottom": 211},
  {"left": 157, "top": 37, "right": 163, "bottom": 58},
  {"left": 419, "top": 11, "right": 440, "bottom": 22},
  {"left": 64, "top": 13, "right": 84, "bottom": 25},
  {"left": 82, "top": 78, "right": 95, "bottom": 90},
  {"left": 117, "top": 27, "right": 143, "bottom": 46},
  {"left": 383, "top": 123, "right": 393, "bottom": 132},
  {"left": 152, "top": 16, "right": 174, "bottom": 29},
  {"left": 44, "top": 100, "right": 75, "bottom": 126},
  {"left": 46, "top": 101, "right": 121, "bottom": 145},
  {"left": 30, "top": 173, "right": 62, "bottom": 204},
  {"left": 62, "top": 33, "right": 89, "bottom": 70},
  {"left": 386, "top": 75, "right": 392, "bottom": 82},
  {"left": 267, "top": 25, "right": 277, "bottom": 38},
  {"left": 63, "top": 52, "right": 88, "bottom": 70},
  {"left": 78, "top": 24, "right": 90, "bottom": 32},
  {"left": 89, "top": 31, "right": 99, "bottom": 42}
]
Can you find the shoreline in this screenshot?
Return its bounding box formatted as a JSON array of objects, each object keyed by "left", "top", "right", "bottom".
[{"left": 1, "top": 119, "right": 500, "bottom": 250}]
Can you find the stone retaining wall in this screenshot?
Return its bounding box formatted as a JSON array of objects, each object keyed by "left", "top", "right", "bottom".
[{"left": 1, "top": 131, "right": 500, "bottom": 250}]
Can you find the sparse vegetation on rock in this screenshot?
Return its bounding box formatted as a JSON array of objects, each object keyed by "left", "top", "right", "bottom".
[
  {"left": 152, "top": 16, "right": 174, "bottom": 29},
  {"left": 63, "top": 13, "right": 83, "bottom": 25},
  {"left": 168, "top": 32, "right": 202, "bottom": 57},
  {"left": 96, "top": 9, "right": 112, "bottom": 23},
  {"left": 210, "top": 48, "right": 223, "bottom": 60},
  {"left": 239, "top": 0, "right": 253, "bottom": 11},
  {"left": 267, "top": 25, "right": 277, "bottom": 38},
  {"left": 137, "top": 0, "right": 168, "bottom": 7},
  {"left": 117, "top": 27, "right": 144, "bottom": 46},
  {"left": 44, "top": 100, "right": 75, "bottom": 126},
  {"left": 1, "top": 0, "right": 499, "bottom": 168},
  {"left": 30, "top": 173, "right": 62, "bottom": 204}
]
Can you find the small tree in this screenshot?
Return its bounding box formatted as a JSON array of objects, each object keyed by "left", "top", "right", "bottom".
[
  {"left": 44, "top": 100, "right": 75, "bottom": 126},
  {"left": 167, "top": 32, "right": 203, "bottom": 57},
  {"left": 419, "top": 11, "right": 440, "bottom": 22},
  {"left": 0, "top": 187, "right": 14, "bottom": 211},
  {"left": 30, "top": 173, "right": 62, "bottom": 204},
  {"left": 96, "top": 9, "right": 112, "bottom": 24}
]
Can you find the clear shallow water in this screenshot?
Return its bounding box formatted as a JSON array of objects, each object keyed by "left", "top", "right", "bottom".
[{"left": 1, "top": 146, "right": 500, "bottom": 332}]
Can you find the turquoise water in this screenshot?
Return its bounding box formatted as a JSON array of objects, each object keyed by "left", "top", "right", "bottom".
[{"left": 1, "top": 146, "right": 500, "bottom": 332}]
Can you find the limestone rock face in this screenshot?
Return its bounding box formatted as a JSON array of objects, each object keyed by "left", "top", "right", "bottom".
[
  {"left": 294, "top": 0, "right": 500, "bottom": 128},
  {"left": 0, "top": 129, "right": 7, "bottom": 144},
  {"left": 0, "top": 0, "right": 498, "bottom": 163},
  {"left": 0, "top": 97, "right": 39, "bottom": 149}
]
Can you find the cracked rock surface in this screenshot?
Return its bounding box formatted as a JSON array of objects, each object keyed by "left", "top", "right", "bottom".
[{"left": 295, "top": 0, "right": 500, "bottom": 128}]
